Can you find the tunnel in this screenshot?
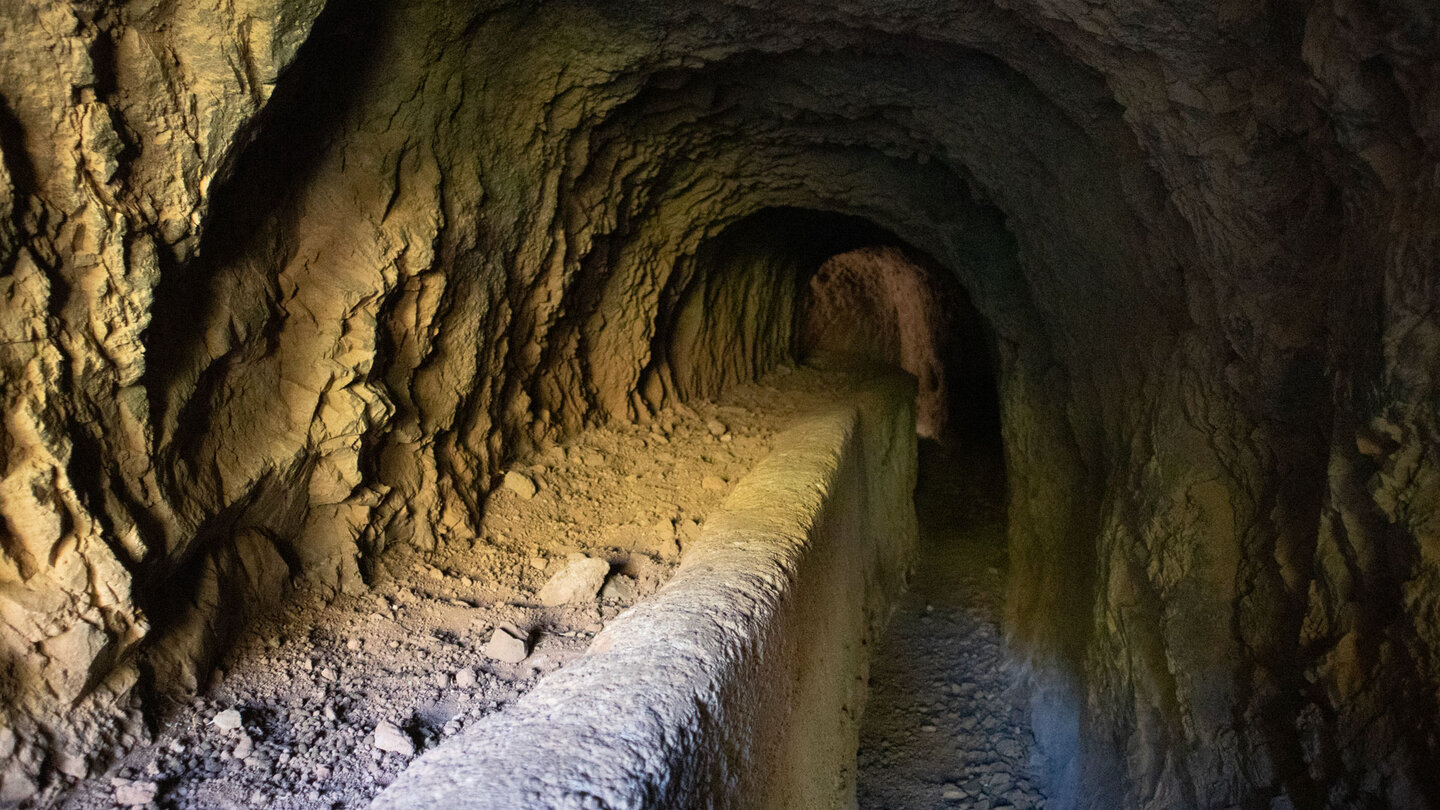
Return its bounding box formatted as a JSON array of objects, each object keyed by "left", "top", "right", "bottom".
[{"left": 2, "top": 1, "right": 1439, "bottom": 808}]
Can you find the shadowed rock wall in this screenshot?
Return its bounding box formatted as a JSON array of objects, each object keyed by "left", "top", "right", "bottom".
[{"left": 1, "top": 0, "right": 1437, "bottom": 807}]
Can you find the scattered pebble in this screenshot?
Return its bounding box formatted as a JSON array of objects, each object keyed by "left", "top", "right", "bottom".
[
  {"left": 113, "top": 779, "right": 158, "bottom": 806},
  {"left": 373, "top": 722, "right": 415, "bottom": 757},
  {"left": 600, "top": 575, "right": 638, "bottom": 602},
  {"left": 537, "top": 555, "right": 609, "bottom": 606},
  {"left": 501, "top": 471, "right": 538, "bottom": 499},
  {"left": 212, "top": 709, "right": 243, "bottom": 731},
  {"left": 483, "top": 627, "right": 530, "bottom": 664}
]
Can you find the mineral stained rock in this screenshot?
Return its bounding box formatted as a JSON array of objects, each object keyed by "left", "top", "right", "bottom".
[{"left": 1, "top": 0, "right": 1437, "bottom": 807}]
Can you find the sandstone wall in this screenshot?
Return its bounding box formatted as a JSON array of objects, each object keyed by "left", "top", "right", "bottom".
[{"left": 1, "top": 0, "right": 1437, "bottom": 806}]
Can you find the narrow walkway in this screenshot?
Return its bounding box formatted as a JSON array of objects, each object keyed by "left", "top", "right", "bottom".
[{"left": 857, "top": 442, "right": 1048, "bottom": 810}]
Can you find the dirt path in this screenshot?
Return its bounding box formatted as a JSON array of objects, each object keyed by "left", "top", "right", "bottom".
[{"left": 856, "top": 442, "right": 1049, "bottom": 810}]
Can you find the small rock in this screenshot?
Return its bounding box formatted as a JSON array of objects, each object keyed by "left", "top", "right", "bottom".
[
  {"left": 600, "top": 575, "right": 637, "bottom": 603},
  {"left": 943, "top": 784, "right": 966, "bottom": 800},
  {"left": 537, "top": 555, "right": 609, "bottom": 606},
  {"left": 54, "top": 749, "right": 87, "bottom": 779},
  {"left": 455, "top": 667, "right": 478, "bottom": 689},
  {"left": 483, "top": 627, "right": 530, "bottom": 663},
  {"left": 433, "top": 671, "right": 451, "bottom": 688},
  {"left": 347, "top": 637, "right": 362, "bottom": 651},
  {"left": 113, "top": 779, "right": 158, "bottom": 806},
  {"left": 677, "top": 518, "right": 701, "bottom": 543},
  {"left": 529, "top": 555, "right": 548, "bottom": 571},
  {"left": 501, "top": 471, "right": 537, "bottom": 499},
  {"left": 233, "top": 733, "right": 254, "bottom": 759},
  {"left": 706, "top": 419, "right": 727, "bottom": 436},
  {"left": 212, "top": 709, "right": 243, "bottom": 731},
  {"left": 373, "top": 722, "right": 415, "bottom": 756},
  {"left": 701, "top": 475, "right": 728, "bottom": 492}
]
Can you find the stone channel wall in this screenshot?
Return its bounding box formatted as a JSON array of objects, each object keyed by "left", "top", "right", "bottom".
[{"left": 370, "top": 376, "right": 918, "bottom": 810}]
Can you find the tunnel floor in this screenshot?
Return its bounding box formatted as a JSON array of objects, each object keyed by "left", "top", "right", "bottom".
[{"left": 857, "top": 441, "right": 1048, "bottom": 810}]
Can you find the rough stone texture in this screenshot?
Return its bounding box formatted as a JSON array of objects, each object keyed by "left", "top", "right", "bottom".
[
  {"left": 370, "top": 376, "right": 918, "bottom": 810},
  {"left": 0, "top": 0, "right": 1437, "bottom": 807}
]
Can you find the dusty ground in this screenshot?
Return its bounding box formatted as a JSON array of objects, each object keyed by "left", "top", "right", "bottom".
[
  {"left": 857, "top": 441, "right": 1049, "bottom": 810},
  {"left": 58, "top": 368, "right": 866, "bottom": 810}
]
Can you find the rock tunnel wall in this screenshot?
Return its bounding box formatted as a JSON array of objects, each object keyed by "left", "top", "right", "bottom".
[
  {"left": 370, "top": 375, "right": 917, "bottom": 810},
  {"left": 1, "top": 0, "right": 1438, "bottom": 807},
  {"left": 799, "top": 245, "right": 992, "bottom": 445}
]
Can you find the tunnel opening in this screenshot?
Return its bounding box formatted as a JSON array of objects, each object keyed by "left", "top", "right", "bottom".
[
  {"left": 659, "top": 205, "right": 1029, "bottom": 807},
  {"left": 650, "top": 204, "right": 1005, "bottom": 456},
  {"left": 798, "top": 242, "right": 1003, "bottom": 459}
]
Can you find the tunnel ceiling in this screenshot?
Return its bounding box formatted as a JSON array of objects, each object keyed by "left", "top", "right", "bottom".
[{"left": 2, "top": 0, "right": 1438, "bottom": 807}]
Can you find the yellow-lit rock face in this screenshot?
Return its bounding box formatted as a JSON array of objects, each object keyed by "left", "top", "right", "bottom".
[{"left": 1, "top": 0, "right": 1438, "bottom": 806}]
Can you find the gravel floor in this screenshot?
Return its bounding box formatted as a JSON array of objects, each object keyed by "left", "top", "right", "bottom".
[{"left": 857, "top": 441, "right": 1049, "bottom": 810}]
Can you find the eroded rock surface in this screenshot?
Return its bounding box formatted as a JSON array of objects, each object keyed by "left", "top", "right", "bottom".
[{"left": 1, "top": 0, "right": 1437, "bottom": 807}]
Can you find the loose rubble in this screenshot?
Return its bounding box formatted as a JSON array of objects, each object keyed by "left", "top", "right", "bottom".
[
  {"left": 537, "top": 555, "right": 611, "bottom": 606},
  {"left": 373, "top": 723, "right": 416, "bottom": 757},
  {"left": 482, "top": 628, "right": 530, "bottom": 664},
  {"left": 857, "top": 443, "right": 1049, "bottom": 809},
  {"left": 211, "top": 710, "right": 243, "bottom": 732},
  {"left": 500, "top": 471, "right": 538, "bottom": 499}
]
